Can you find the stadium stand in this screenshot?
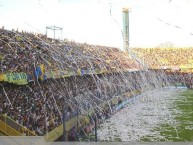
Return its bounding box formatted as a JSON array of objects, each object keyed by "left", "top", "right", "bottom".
[
  {"left": 1, "top": 28, "right": 193, "bottom": 141},
  {"left": 133, "top": 47, "right": 193, "bottom": 70},
  {"left": 0, "top": 28, "right": 143, "bottom": 140}
]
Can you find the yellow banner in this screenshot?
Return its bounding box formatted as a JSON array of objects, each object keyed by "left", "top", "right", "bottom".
[
  {"left": 179, "top": 64, "right": 187, "bottom": 69},
  {"left": 0, "top": 74, "right": 4, "bottom": 81},
  {"left": 3, "top": 73, "right": 28, "bottom": 85},
  {"left": 61, "top": 71, "right": 74, "bottom": 78},
  {"left": 77, "top": 69, "right": 81, "bottom": 76},
  {"left": 40, "top": 64, "right": 45, "bottom": 80},
  {"left": 44, "top": 71, "right": 54, "bottom": 79}
]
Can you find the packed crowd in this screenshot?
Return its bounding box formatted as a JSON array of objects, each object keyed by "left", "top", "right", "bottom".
[
  {"left": 164, "top": 71, "right": 193, "bottom": 88},
  {"left": 0, "top": 28, "right": 138, "bottom": 76},
  {"left": 67, "top": 70, "right": 193, "bottom": 141},
  {"left": 1, "top": 28, "right": 193, "bottom": 75},
  {"left": 1, "top": 27, "right": 193, "bottom": 140},
  {"left": 133, "top": 47, "right": 193, "bottom": 69},
  {"left": 0, "top": 69, "right": 167, "bottom": 136},
  {"left": 0, "top": 75, "right": 98, "bottom": 135},
  {"left": 0, "top": 28, "right": 148, "bottom": 137},
  {"left": 67, "top": 106, "right": 113, "bottom": 141}
]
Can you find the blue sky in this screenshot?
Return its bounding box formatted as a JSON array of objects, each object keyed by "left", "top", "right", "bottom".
[{"left": 0, "top": 0, "right": 193, "bottom": 49}]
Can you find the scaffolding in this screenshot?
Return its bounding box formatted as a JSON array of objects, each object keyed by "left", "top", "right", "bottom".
[{"left": 46, "top": 25, "right": 63, "bottom": 40}]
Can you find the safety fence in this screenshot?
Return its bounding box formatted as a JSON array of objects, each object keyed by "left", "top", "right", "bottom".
[
  {"left": 44, "top": 89, "right": 141, "bottom": 141},
  {"left": 0, "top": 114, "right": 36, "bottom": 136}
]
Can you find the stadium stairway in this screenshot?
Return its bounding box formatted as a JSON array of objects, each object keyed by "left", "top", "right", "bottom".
[{"left": 0, "top": 114, "right": 36, "bottom": 136}]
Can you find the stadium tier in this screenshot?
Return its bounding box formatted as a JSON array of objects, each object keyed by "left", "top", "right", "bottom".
[
  {"left": 0, "top": 28, "right": 140, "bottom": 85},
  {"left": 133, "top": 47, "right": 193, "bottom": 71},
  {"left": 1, "top": 28, "right": 193, "bottom": 141}
]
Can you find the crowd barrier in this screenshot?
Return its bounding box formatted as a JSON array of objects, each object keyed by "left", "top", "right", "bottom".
[
  {"left": 0, "top": 114, "right": 36, "bottom": 136},
  {"left": 44, "top": 89, "right": 141, "bottom": 141}
]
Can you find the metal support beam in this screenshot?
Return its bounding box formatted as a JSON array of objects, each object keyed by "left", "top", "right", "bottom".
[
  {"left": 94, "top": 116, "right": 97, "bottom": 142},
  {"left": 63, "top": 106, "right": 67, "bottom": 141},
  {"left": 46, "top": 25, "right": 63, "bottom": 40}
]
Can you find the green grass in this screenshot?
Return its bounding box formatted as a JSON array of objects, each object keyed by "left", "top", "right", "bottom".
[{"left": 140, "top": 89, "right": 193, "bottom": 142}]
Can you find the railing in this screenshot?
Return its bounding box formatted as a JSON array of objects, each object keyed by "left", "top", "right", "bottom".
[
  {"left": 44, "top": 115, "right": 82, "bottom": 141},
  {"left": 44, "top": 89, "right": 141, "bottom": 141},
  {"left": 0, "top": 114, "right": 36, "bottom": 136},
  {"left": 0, "top": 120, "right": 21, "bottom": 136},
  {"left": 0, "top": 89, "right": 141, "bottom": 140}
]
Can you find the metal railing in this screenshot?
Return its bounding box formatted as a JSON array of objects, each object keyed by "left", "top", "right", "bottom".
[
  {"left": 44, "top": 89, "right": 141, "bottom": 141},
  {"left": 0, "top": 120, "right": 21, "bottom": 136},
  {"left": 0, "top": 114, "right": 36, "bottom": 136}
]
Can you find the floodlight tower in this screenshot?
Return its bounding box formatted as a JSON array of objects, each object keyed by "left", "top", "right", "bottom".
[{"left": 122, "top": 8, "right": 129, "bottom": 51}]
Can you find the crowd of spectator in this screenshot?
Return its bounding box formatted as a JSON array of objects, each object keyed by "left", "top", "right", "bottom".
[
  {"left": 164, "top": 70, "right": 193, "bottom": 88},
  {"left": 0, "top": 69, "right": 166, "bottom": 136},
  {"left": 1, "top": 28, "right": 193, "bottom": 76},
  {"left": 1, "top": 27, "right": 193, "bottom": 140},
  {"left": 133, "top": 47, "right": 193, "bottom": 69},
  {"left": 0, "top": 28, "right": 138, "bottom": 76}
]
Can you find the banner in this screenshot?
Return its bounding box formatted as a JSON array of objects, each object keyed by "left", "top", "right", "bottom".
[
  {"left": 99, "top": 68, "right": 108, "bottom": 74},
  {"left": 34, "top": 66, "right": 42, "bottom": 80},
  {"left": 179, "top": 64, "right": 187, "bottom": 69},
  {"left": 3, "top": 73, "right": 28, "bottom": 85},
  {"left": 52, "top": 70, "right": 60, "bottom": 79},
  {"left": 45, "top": 70, "right": 75, "bottom": 79},
  {"left": 44, "top": 70, "right": 54, "bottom": 79},
  {"left": 61, "top": 71, "right": 74, "bottom": 78},
  {"left": 77, "top": 69, "right": 81, "bottom": 76},
  {"left": 81, "top": 69, "right": 96, "bottom": 75},
  {"left": 0, "top": 74, "right": 4, "bottom": 81},
  {"left": 39, "top": 64, "right": 46, "bottom": 80},
  {"left": 33, "top": 65, "right": 47, "bottom": 81}
]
